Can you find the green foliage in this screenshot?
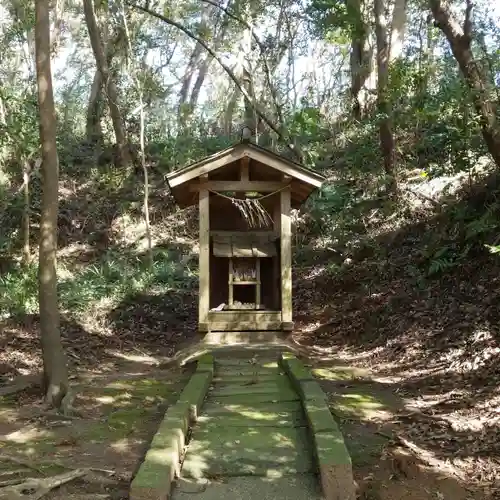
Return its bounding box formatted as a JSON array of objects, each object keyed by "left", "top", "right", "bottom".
[
  {"left": 485, "top": 244, "right": 500, "bottom": 254},
  {"left": 418, "top": 198, "right": 500, "bottom": 276},
  {"left": 0, "top": 90, "right": 39, "bottom": 162},
  {"left": 426, "top": 246, "right": 459, "bottom": 276},
  {"left": 307, "top": 0, "right": 365, "bottom": 41},
  {"left": 464, "top": 202, "right": 500, "bottom": 240},
  {"left": 0, "top": 262, "right": 39, "bottom": 318},
  {"left": 0, "top": 250, "right": 197, "bottom": 319},
  {"left": 148, "top": 133, "right": 235, "bottom": 173}
]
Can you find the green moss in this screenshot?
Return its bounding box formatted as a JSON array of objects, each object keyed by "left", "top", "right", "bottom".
[
  {"left": 108, "top": 405, "right": 150, "bottom": 427},
  {"left": 343, "top": 431, "right": 387, "bottom": 467},
  {"left": 197, "top": 354, "right": 214, "bottom": 374},
  {"left": 215, "top": 359, "right": 278, "bottom": 369},
  {"left": 312, "top": 367, "right": 368, "bottom": 381},
  {"left": 304, "top": 401, "right": 338, "bottom": 433},
  {"left": 314, "top": 431, "right": 352, "bottom": 466},
  {"left": 203, "top": 400, "right": 303, "bottom": 415},
  {"left": 210, "top": 378, "right": 296, "bottom": 398},
  {"left": 91, "top": 377, "right": 178, "bottom": 399},
  {"left": 178, "top": 372, "right": 212, "bottom": 415},
  {"left": 0, "top": 370, "right": 190, "bottom": 488},
  {"left": 296, "top": 380, "right": 327, "bottom": 402},
  {"left": 159, "top": 406, "right": 187, "bottom": 430},
  {"left": 131, "top": 452, "right": 174, "bottom": 487},
  {"left": 182, "top": 426, "right": 315, "bottom": 477},
  {"left": 280, "top": 356, "right": 315, "bottom": 382},
  {"left": 210, "top": 392, "right": 300, "bottom": 405}
]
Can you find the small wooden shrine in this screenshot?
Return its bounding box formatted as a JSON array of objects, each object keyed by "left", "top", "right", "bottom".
[{"left": 166, "top": 140, "right": 325, "bottom": 333}]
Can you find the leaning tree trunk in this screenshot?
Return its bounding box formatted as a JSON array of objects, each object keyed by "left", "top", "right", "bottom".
[
  {"left": 374, "top": 0, "right": 397, "bottom": 194},
  {"left": 348, "top": 0, "right": 370, "bottom": 119},
  {"left": 0, "top": 92, "right": 6, "bottom": 125},
  {"left": 85, "top": 69, "right": 104, "bottom": 145},
  {"left": 86, "top": 36, "right": 121, "bottom": 151},
  {"left": 389, "top": 0, "right": 407, "bottom": 62},
  {"left": 223, "top": 87, "right": 239, "bottom": 135},
  {"left": 429, "top": 0, "right": 500, "bottom": 168},
  {"left": 35, "top": 0, "right": 69, "bottom": 409},
  {"left": 189, "top": 14, "right": 230, "bottom": 112},
  {"left": 83, "top": 0, "right": 130, "bottom": 168},
  {"left": 178, "top": 42, "right": 204, "bottom": 125}
]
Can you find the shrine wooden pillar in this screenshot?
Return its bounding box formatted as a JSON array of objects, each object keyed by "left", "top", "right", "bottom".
[
  {"left": 280, "top": 176, "right": 293, "bottom": 330},
  {"left": 198, "top": 174, "right": 210, "bottom": 331}
]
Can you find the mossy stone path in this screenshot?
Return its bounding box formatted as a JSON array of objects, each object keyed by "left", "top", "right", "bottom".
[{"left": 174, "top": 352, "right": 321, "bottom": 499}]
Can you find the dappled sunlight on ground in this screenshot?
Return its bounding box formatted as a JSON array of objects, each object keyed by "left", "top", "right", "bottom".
[
  {"left": 292, "top": 198, "right": 500, "bottom": 496},
  {"left": 4, "top": 426, "right": 52, "bottom": 444},
  {"left": 309, "top": 359, "right": 486, "bottom": 499},
  {"left": 0, "top": 360, "right": 191, "bottom": 498}
]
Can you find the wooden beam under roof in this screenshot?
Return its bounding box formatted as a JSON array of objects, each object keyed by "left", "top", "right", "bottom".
[{"left": 189, "top": 180, "right": 291, "bottom": 192}]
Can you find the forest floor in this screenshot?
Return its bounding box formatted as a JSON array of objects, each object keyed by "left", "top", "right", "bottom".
[
  {"left": 0, "top": 338, "right": 193, "bottom": 500},
  {"left": 292, "top": 229, "right": 500, "bottom": 499}
]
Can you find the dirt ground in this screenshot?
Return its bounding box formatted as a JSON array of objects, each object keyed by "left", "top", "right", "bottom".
[
  {"left": 0, "top": 350, "right": 192, "bottom": 500},
  {"left": 1, "top": 307, "right": 498, "bottom": 499},
  {"left": 292, "top": 223, "right": 500, "bottom": 500},
  {"left": 304, "top": 356, "right": 496, "bottom": 500}
]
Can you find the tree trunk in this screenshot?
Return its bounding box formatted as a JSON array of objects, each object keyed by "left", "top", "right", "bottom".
[
  {"left": 429, "top": 0, "right": 500, "bottom": 168},
  {"left": 189, "top": 14, "right": 230, "bottom": 112},
  {"left": 389, "top": 0, "right": 407, "bottom": 62},
  {"left": 416, "top": 14, "right": 435, "bottom": 168},
  {"left": 177, "top": 4, "right": 213, "bottom": 126},
  {"left": 179, "top": 5, "right": 228, "bottom": 126},
  {"left": 83, "top": 0, "right": 130, "bottom": 168},
  {"left": 178, "top": 43, "right": 204, "bottom": 119},
  {"left": 223, "top": 87, "right": 239, "bottom": 135},
  {"left": 139, "top": 101, "right": 152, "bottom": 268},
  {"left": 22, "top": 159, "right": 30, "bottom": 264},
  {"left": 374, "top": 0, "right": 397, "bottom": 193},
  {"left": 35, "top": 0, "right": 69, "bottom": 409},
  {"left": 121, "top": 0, "right": 152, "bottom": 267},
  {"left": 0, "top": 93, "right": 6, "bottom": 125},
  {"left": 86, "top": 35, "right": 121, "bottom": 148},
  {"left": 189, "top": 56, "right": 211, "bottom": 109},
  {"left": 85, "top": 69, "right": 104, "bottom": 145},
  {"left": 240, "top": 6, "right": 258, "bottom": 135},
  {"left": 348, "top": 0, "right": 371, "bottom": 118}
]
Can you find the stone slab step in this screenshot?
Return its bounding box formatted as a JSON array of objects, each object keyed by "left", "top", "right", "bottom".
[
  {"left": 182, "top": 426, "right": 315, "bottom": 477},
  {"left": 189, "top": 424, "right": 310, "bottom": 443},
  {"left": 215, "top": 358, "right": 279, "bottom": 368},
  {"left": 206, "top": 392, "right": 300, "bottom": 405},
  {"left": 209, "top": 379, "right": 296, "bottom": 398},
  {"left": 202, "top": 331, "right": 283, "bottom": 346},
  {"left": 201, "top": 400, "right": 304, "bottom": 415},
  {"left": 172, "top": 475, "right": 322, "bottom": 500},
  {"left": 215, "top": 365, "right": 283, "bottom": 377},
  {"left": 211, "top": 373, "right": 284, "bottom": 384},
  {"left": 181, "top": 452, "right": 315, "bottom": 477},
  {"left": 196, "top": 411, "right": 307, "bottom": 428}
]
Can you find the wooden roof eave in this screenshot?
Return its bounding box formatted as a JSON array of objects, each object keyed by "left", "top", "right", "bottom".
[{"left": 166, "top": 143, "right": 325, "bottom": 208}]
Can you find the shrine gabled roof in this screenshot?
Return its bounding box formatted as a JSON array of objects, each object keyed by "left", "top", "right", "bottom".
[{"left": 165, "top": 142, "right": 325, "bottom": 208}]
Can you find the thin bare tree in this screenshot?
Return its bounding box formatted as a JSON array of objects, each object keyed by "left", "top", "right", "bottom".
[{"left": 35, "top": 0, "right": 69, "bottom": 409}]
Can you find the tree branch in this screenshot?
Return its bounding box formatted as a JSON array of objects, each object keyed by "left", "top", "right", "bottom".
[
  {"left": 0, "top": 468, "right": 87, "bottom": 499},
  {"left": 198, "top": 0, "right": 285, "bottom": 128},
  {"left": 429, "top": 0, "right": 466, "bottom": 42},
  {"left": 463, "top": 0, "right": 473, "bottom": 43},
  {"left": 125, "top": 1, "right": 300, "bottom": 160}
]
